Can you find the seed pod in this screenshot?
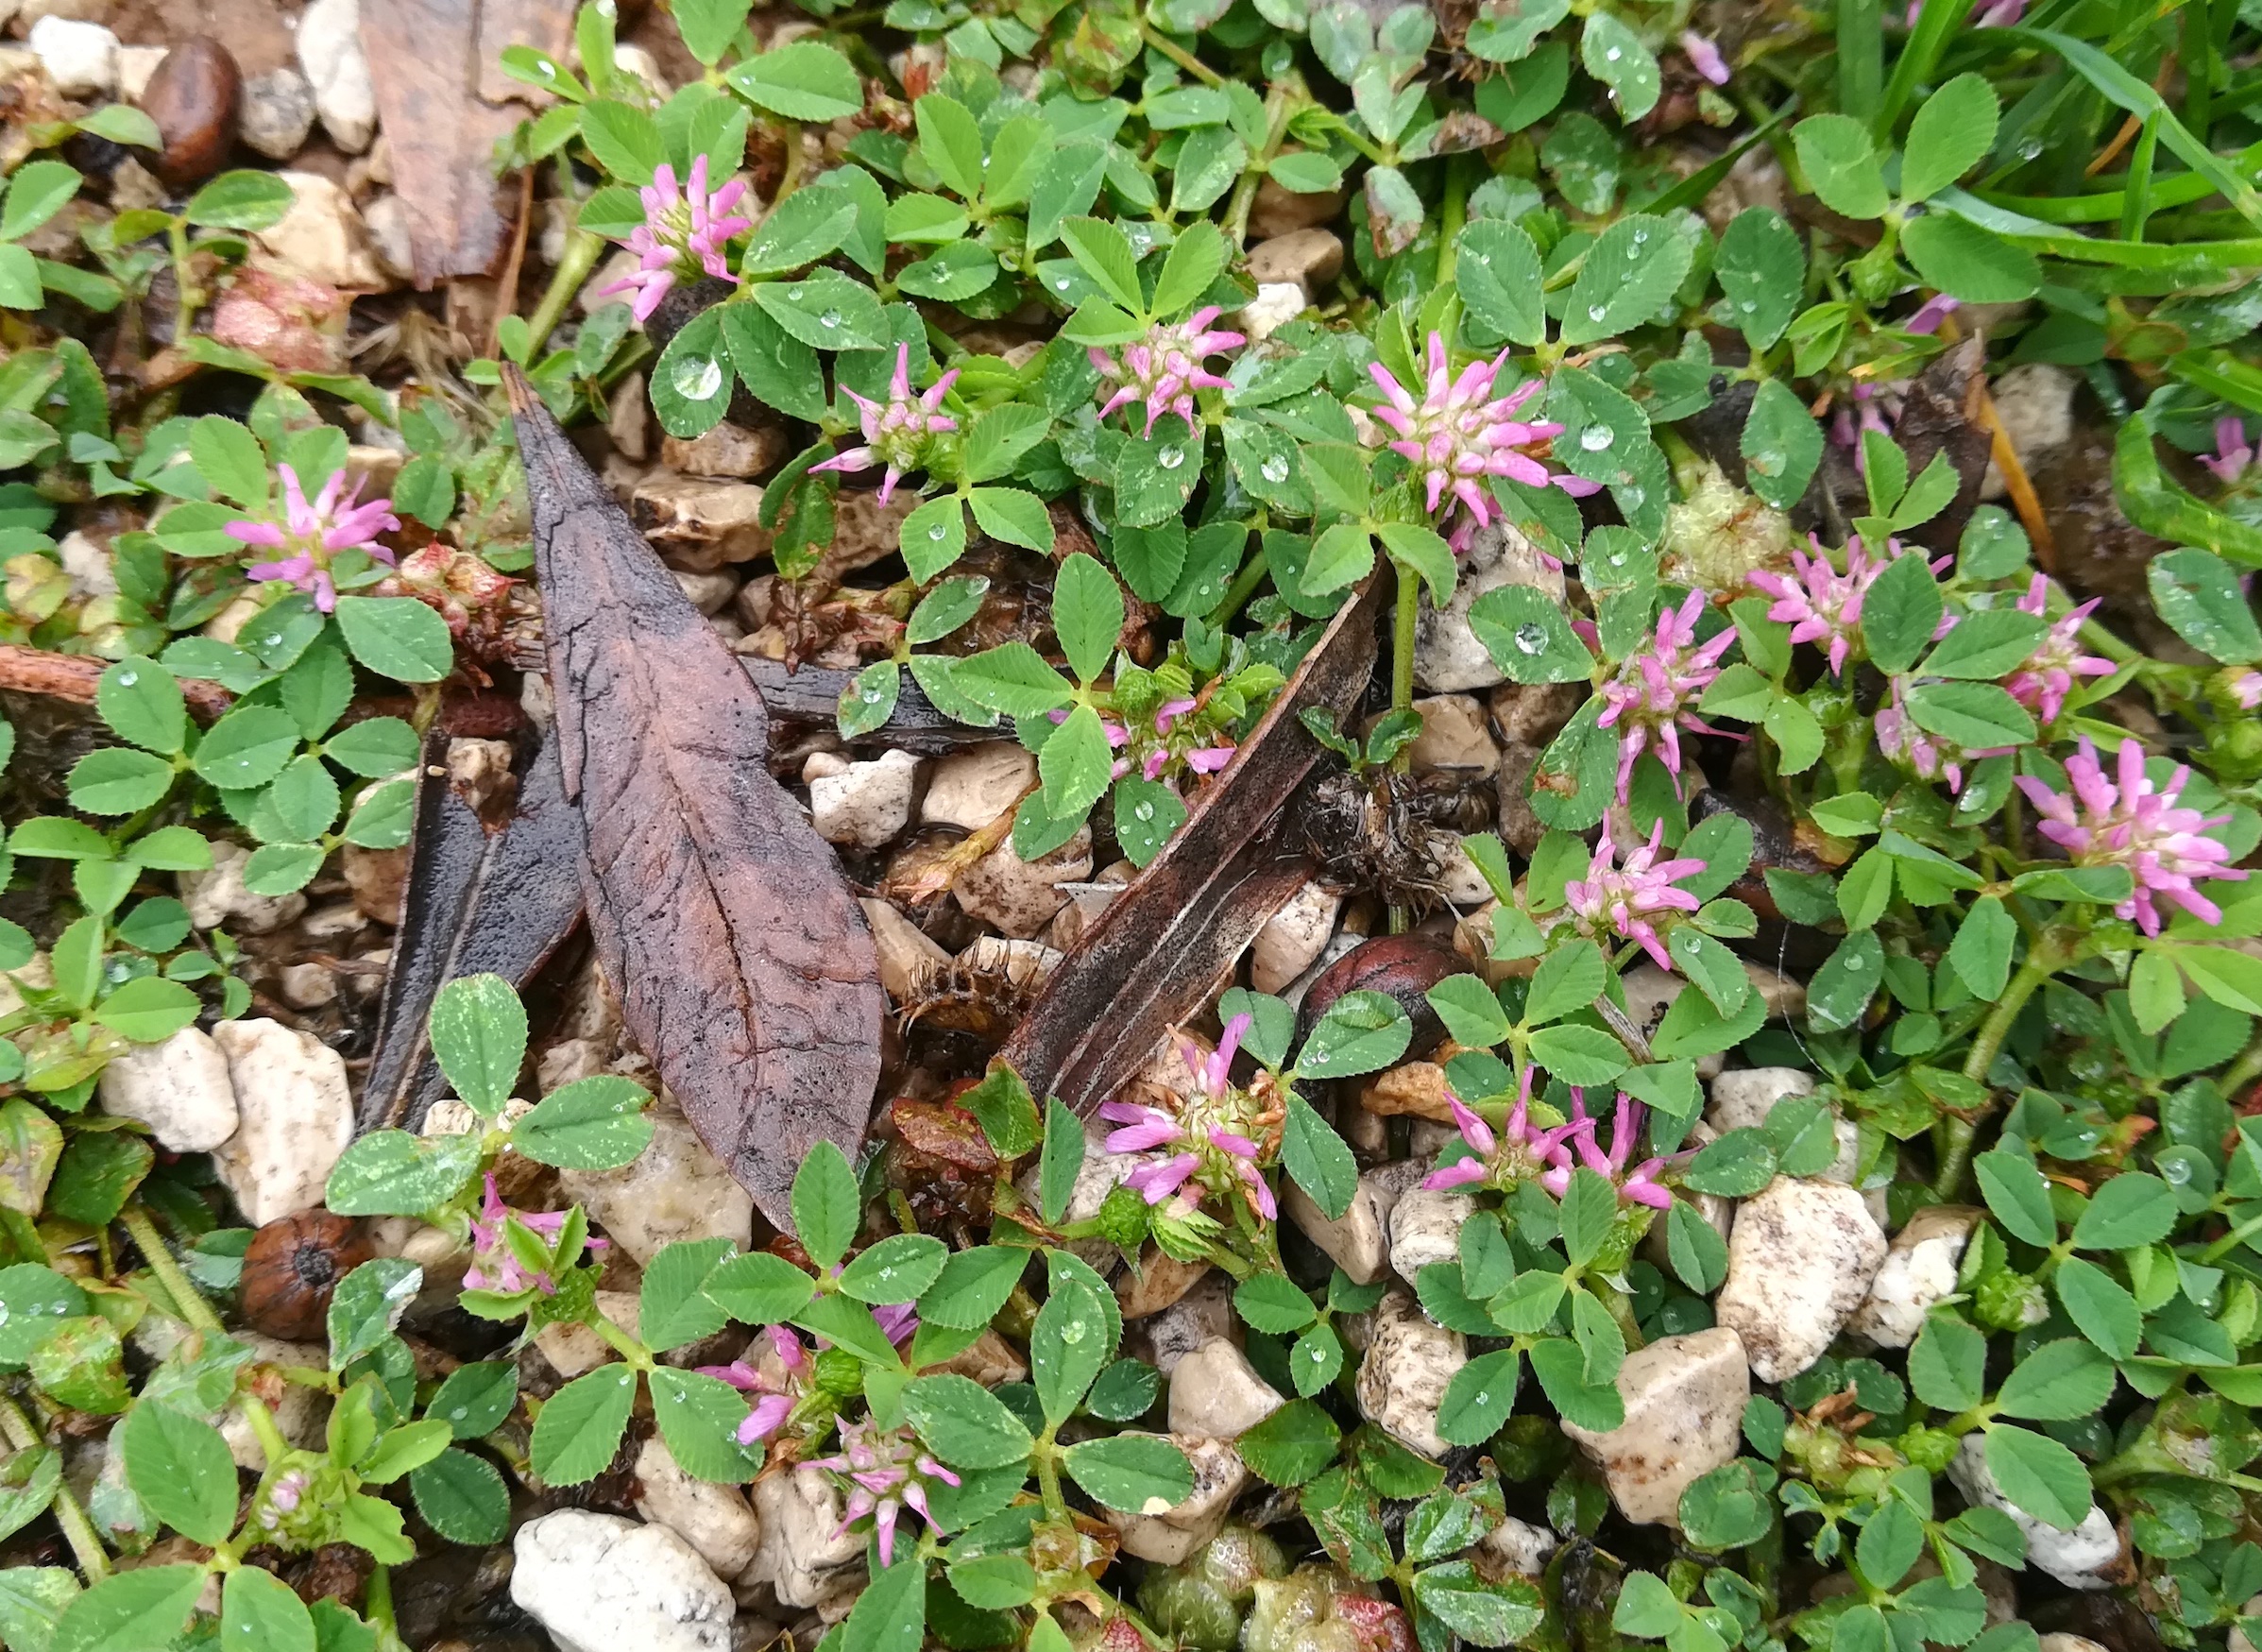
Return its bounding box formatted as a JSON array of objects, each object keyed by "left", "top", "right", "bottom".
[
  {"left": 238, "top": 1209, "right": 373, "bottom": 1341},
  {"left": 1295, "top": 932, "right": 1471, "bottom": 1058}
]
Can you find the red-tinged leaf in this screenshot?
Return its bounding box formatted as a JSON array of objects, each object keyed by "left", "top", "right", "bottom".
[
  {"left": 1000, "top": 575, "right": 1386, "bottom": 1116},
  {"left": 506, "top": 366, "right": 885, "bottom": 1233}
]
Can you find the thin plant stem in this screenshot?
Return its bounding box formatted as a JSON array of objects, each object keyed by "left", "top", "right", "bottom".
[
  {"left": 1932, "top": 950, "right": 2058, "bottom": 1196},
  {"left": 1140, "top": 23, "right": 1225, "bottom": 86},
  {"left": 122, "top": 1203, "right": 224, "bottom": 1337},
  {"left": 524, "top": 229, "right": 606, "bottom": 360},
  {"left": 0, "top": 1396, "right": 107, "bottom": 1579}
]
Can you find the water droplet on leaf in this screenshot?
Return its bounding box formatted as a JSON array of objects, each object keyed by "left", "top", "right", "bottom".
[{"left": 672, "top": 356, "right": 723, "bottom": 400}]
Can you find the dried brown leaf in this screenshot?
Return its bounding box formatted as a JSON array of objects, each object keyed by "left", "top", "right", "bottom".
[
  {"left": 1001, "top": 575, "right": 1386, "bottom": 1115},
  {"left": 506, "top": 366, "right": 884, "bottom": 1233}
]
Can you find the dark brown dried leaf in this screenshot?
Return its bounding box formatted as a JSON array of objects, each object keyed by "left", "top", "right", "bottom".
[
  {"left": 1001, "top": 575, "right": 1386, "bottom": 1116},
  {"left": 357, "top": 727, "right": 584, "bottom": 1133},
  {"left": 506, "top": 366, "right": 884, "bottom": 1234}
]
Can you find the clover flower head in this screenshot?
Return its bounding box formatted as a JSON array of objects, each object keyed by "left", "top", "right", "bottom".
[
  {"left": 2204, "top": 416, "right": 2257, "bottom": 485},
  {"left": 1098, "top": 1013, "right": 1276, "bottom": 1219},
  {"left": 1422, "top": 1066, "right": 1589, "bottom": 1193},
  {"left": 1140, "top": 696, "right": 1236, "bottom": 783},
  {"left": 1594, "top": 588, "right": 1738, "bottom": 802},
  {"left": 1369, "top": 332, "right": 1599, "bottom": 554},
  {"left": 377, "top": 543, "right": 514, "bottom": 641},
  {"left": 1746, "top": 536, "right": 1879, "bottom": 677},
  {"left": 464, "top": 1173, "right": 601, "bottom": 1296},
  {"left": 1564, "top": 821, "right": 1706, "bottom": 974},
  {"left": 1680, "top": 31, "right": 1731, "bottom": 83},
  {"left": 808, "top": 344, "right": 961, "bottom": 505},
  {"left": 701, "top": 1324, "right": 811, "bottom": 1446},
  {"left": 1092, "top": 308, "right": 1244, "bottom": 436},
  {"left": 223, "top": 463, "right": 399, "bottom": 613},
  {"left": 1561, "top": 1092, "right": 1675, "bottom": 1210},
  {"left": 2004, "top": 574, "right": 2115, "bottom": 725},
  {"left": 2014, "top": 736, "right": 2246, "bottom": 936},
  {"left": 802, "top": 1415, "right": 961, "bottom": 1568},
  {"left": 2228, "top": 669, "right": 2262, "bottom": 711},
  {"left": 599, "top": 155, "right": 754, "bottom": 324}
]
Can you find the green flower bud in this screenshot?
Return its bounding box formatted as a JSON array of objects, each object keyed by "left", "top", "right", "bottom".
[
  {"left": 1138, "top": 1525, "right": 1289, "bottom": 1652},
  {"left": 1971, "top": 1269, "right": 2047, "bottom": 1333}
]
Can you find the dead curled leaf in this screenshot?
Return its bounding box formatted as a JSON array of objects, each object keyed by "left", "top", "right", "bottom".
[
  {"left": 1000, "top": 574, "right": 1386, "bottom": 1116},
  {"left": 358, "top": 727, "right": 584, "bottom": 1133},
  {"left": 505, "top": 366, "right": 885, "bottom": 1233}
]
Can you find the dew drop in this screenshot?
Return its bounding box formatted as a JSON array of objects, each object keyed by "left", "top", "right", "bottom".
[
  {"left": 1133, "top": 800, "right": 1156, "bottom": 822},
  {"left": 1060, "top": 1319, "right": 1087, "bottom": 1344},
  {"left": 1622, "top": 485, "right": 1645, "bottom": 507},
  {"left": 1158, "top": 447, "right": 1185, "bottom": 470},
  {"left": 262, "top": 633, "right": 283, "bottom": 648},
  {"left": 1473, "top": 1390, "right": 1489, "bottom": 1405},
  {"left": 1605, "top": 45, "right": 1622, "bottom": 59},
  {"left": 1630, "top": 227, "right": 1647, "bottom": 245},
  {"left": 1739, "top": 299, "right": 1759, "bottom": 314},
  {"left": 860, "top": 688, "right": 884, "bottom": 704},
  {"left": 819, "top": 310, "right": 842, "bottom": 330},
  {"left": 672, "top": 355, "right": 723, "bottom": 400},
  {"left": 2016, "top": 137, "right": 2043, "bottom": 160},
  {"left": 1261, "top": 454, "right": 1290, "bottom": 483},
  {"left": 789, "top": 285, "right": 807, "bottom": 300},
  {"left": 1056, "top": 277, "right": 1073, "bottom": 291},
  {"left": 1580, "top": 425, "right": 1614, "bottom": 451},
  {"left": 927, "top": 522, "right": 950, "bottom": 541},
  {"left": 116, "top": 670, "right": 137, "bottom": 686},
  {"left": 1587, "top": 303, "right": 1607, "bottom": 322},
  {"left": 1513, "top": 622, "right": 1548, "bottom": 655}
]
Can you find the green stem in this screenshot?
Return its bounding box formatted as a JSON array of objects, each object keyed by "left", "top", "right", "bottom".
[
  {"left": 2201, "top": 1207, "right": 2262, "bottom": 1265},
  {"left": 1140, "top": 23, "right": 1225, "bottom": 86},
  {"left": 592, "top": 1311, "right": 655, "bottom": 1369},
  {"left": 1932, "top": 949, "right": 2059, "bottom": 1196},
  {"left": 1389, "top": 556, "right": 1420, "bottom": 726},
  {"left": 1033, "top": 1438, "right": 1069, "bottom": 1521},
  {"left": 1226, "top": 83, "right": 1299, "bottom": 249},
  {"left": 122, "top": 1204, "right": 224, "bottom": 1337},
  {"left": 1434, "top": 159, "right": 1469, "bottom": 286},
  {"left": 1, "top": 1397, "right": 108, "bottom": 1579},
  {"left": 1205, "top": 541, "right": 1271, "bottom": 628},
  {"left": 524, "top": 229, "right": 605, "bottom": 360},
  {"left": 240, "top": 1396, "right": 292, "bottom": 1473}
]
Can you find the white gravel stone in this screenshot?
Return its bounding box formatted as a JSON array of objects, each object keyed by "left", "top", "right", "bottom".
[
  {"left": 28, "top": 15, "right": 116, "bottom": 94},
  {"left": 1705, "top": 1067, "right": 1817, "bottom": 1130},
  {"left": 1168, "top": 1339, "right": 1285, "bottom": 1439},
  {"left": 811, "top": 748, "right": 920, "bottom": 850},
  {"left": 238, "top": 67, "right": 316, "bottom": 160},
  {"left": 1250, "top": 880, "right": 1341, "bottom": 996},
  {"left": 922, "top": 742, "right": 1034, "bottom": 829},
  {"left": 1286, "top": 1160, "right": 1422, "bottom": 1286},
  {"left": 633, "top": 1436, "right": 761, "bottom": 1580},
  {"left": 1714, "top": 1178, "right": 1887, "bottom": 1383},
  {"left": 1388, "top": 1186, "right": 1474, "bottom": 1285},
  {"left": 558, "top": 1106, "right": 753, "bottom": 1267},
  {"left": 1355, "top": 1286, "right": 1468, "bottom": 1459},
  {"left": 1847, "top": 1205, "right": 1981, "bottom": 1348},
  {"left": 1237, "top": 281, "right": 1306, "bottom": 342},
  {"left": 1105, "top": 1434, "right": 1247, "bottom": 1562},
  {"left": 255, "top": 170, "right": 384, "bottom": 289},
  {"left": 96, "top": 1028, "right": 239, "bottom": 1152},
  {"left": 1480, "top": 1515, "right": 1559, "bottom": 1576},
  {"left": 179, "top": 842, "right": 306, "bottom": 936},
  {"left": 56, "top": 532, "right": 115, "bottom": 600},
  {"left": 298, "top": 0, "right": 376, "bottom": 152},
  {"left": 1561, "top": 1327, "right": 1749, "bottom": 1526},
  {"left": 209, "top": 1019, "right": 353, "bottom": 1226},
  {"left": 1414, "top": 519, "right": 1566, "bottom": 692},
  {"left": 955, "top": 826, "right": 1092, "bottom": 938},
  {"left": 746, "top": 1470, "right": 865, "bottom": 1609},
  {"left": 859, "top": 896, "right": 947, "bottom": 1003},
  {"left": 1948, "top": 1435, "right": 2120, "bottom": 1589},
  {"left": 512, "top": 1508, "right": 734, "bottom": 1652}
]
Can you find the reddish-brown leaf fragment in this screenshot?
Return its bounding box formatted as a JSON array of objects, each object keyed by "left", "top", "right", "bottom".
[
  {"left": 1001, "top": 575, "right": 1386, "bottom": 1116},
  {"left": 504, "top": 366, "right": 885, "bottom": 1234}
]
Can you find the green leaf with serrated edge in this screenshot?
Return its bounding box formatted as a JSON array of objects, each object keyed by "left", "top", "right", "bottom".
[
  {"left": 918, "top": 1246, "right": 1027, "bottom": 1329},
  {"left": 427, "top": 974, "right": 525, "bottom": 1118},
  {"left": 705, "top": 1252, "right": 817, "bottom": 1323},
  {"left": 1908, "top": 1314, "right": 1986, "bottom": 1410},
  {"left": 529, "top": 1365, "right": 638, "bottom": 1485},
  {"left": 2053, "top": 1257, "right": 2140, "bottom": 1359},
  {"left": 1715, "top": 209, "right": 1803, "bottom": 350},
  {"left": 791, "top": 1140, "right": 861, "bottom": 1269},
  {"left": 1902, "top": 73, "right": 1998, "bottom": 201},
  {"left": 50, "top": 1567, "right": 204, "bottom": 1652},
  {"left": 118, "top": 1400, "right": 235, "bottom": 1545},
  {"left": 1974, "top": 1148, "right": 2055, "bottom": 1244},
  {"left": 1282, "top": 1095, "right": 1356, "bottom": 1218},
  {"left": 1437, "top": 1347, "right": 1522, "bottom": 1446},
  {"left": 1982, "top": 1424, "right": 2092, "bottom": 1529},
  {"left": 409, "top": 1448, "right": 510, "bottom": 1544},
  {"left": 1740, "top": 377, "right": 1823, "bottom": 511},
  {"left": 1234, "top": 1400, "right": 1339, "bottom": 1487}
]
